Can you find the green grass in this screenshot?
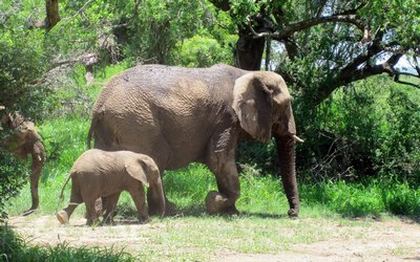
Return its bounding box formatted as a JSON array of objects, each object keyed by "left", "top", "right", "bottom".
[{"left": 6, "top": 116, "right": 420, "bottom": 220}]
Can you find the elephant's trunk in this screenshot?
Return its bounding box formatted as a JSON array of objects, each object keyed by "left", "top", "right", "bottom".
[
  {"left": 147, "top": 175, "right": 166, "bottom": 217},
  {"left": 275, "top": 135, "right": 300, "bottom": 217},
  {"left": 28, "top": 141, "right": 45, "bottom": 212}
]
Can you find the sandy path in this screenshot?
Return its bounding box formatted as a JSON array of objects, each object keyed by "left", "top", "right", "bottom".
[{"left": 6, "top": 215, "right": 420, "bottom": 261}]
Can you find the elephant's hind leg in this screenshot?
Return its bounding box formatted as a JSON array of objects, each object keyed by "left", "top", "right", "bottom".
[
  {"left": 56, "top": 176, "right": 83, "bottom": 224},
  {"left": 85, "top": 198, "right": 101, "bottom": 226},
  {"left": 102, "top": 192, "right": 121, "bottom": 225}
]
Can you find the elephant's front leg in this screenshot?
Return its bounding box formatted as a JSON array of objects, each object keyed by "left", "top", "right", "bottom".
[
  {"left": 206, "top": 159, "right": 240, "bottom": 215},
  {"left": 128, "top": 186, "right": 149, "bottom": 223}
]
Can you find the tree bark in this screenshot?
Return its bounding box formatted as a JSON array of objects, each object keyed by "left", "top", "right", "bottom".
[
  {"left": 235, "top": 29, "right": 265, "bottom": 70},
  {"left": 45, "top": 0, "right": 60, "bottom": 31}
]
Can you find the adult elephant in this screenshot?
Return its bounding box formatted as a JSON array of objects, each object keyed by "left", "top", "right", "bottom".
[
  {"left": 88, "top": 64, "right": 301, "bottom": 217},
  {"left": 0, "top": 110, "right": 45, "bottom": 215}
]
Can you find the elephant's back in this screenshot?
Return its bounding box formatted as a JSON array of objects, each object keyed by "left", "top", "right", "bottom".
[
  {"left": 101, "top": 64, "right": 245, "bottom": 99},
  {"left": 71, "top": 149, "right": 123, "bottom": 174},
  {"left": 90, "top": 64, "right": 247, "bottom": 169}
]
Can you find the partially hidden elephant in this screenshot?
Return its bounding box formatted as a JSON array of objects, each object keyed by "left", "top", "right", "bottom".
[
  {"left": 88, "top": 64, "right": 302, "bottom": 217},
  {"left": 56, "top": 149, "right": 165, "bottom": 225},
  {"left": 0, "top": 109, "right": 45, "bottom": 216}
]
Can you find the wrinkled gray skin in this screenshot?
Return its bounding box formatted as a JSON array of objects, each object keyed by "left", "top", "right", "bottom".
[
  {"left": 56, "top": 149, "right": 165, "bottom": 225},
  {"left": 88, "top": 64, "right": 300, "bottom": 217},
  {"left": 0, "top": 111, "right": 45, "bottom": 216}
]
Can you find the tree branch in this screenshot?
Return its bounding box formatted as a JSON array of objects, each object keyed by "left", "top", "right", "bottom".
[
  {"left": 280, "top": 14, "right": 365, "bottom": 38},
  {"left": 314, "top": 53, "right": 411, "bottom": 105},
  {"left": 248, "top": 14, "right": 366, "bottom": 40},
  {"left": 393, "top": 74, "right": 420, "bottom": 88}
]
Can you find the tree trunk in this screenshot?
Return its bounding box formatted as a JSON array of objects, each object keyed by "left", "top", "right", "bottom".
[
  {"left": 45, "top": 0, "right": 60, "bottom": 31},
  {"left": 235, "top": 30, "right": 265, "bottom": 70}
]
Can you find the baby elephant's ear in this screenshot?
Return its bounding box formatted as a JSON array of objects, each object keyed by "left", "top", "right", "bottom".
[{"left": 125, "top": 162, "right": 149, "bottom": 187}]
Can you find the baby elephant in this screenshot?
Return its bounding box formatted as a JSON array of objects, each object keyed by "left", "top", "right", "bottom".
[{"left": 56, "top": 149, "right": 165, "bottom": 225}]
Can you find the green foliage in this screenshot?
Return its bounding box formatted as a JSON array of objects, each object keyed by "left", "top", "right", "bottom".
[
  {"left": 310, "top": 76, "right": 420, "bottom": 182},
  {"left": 0, "top": 151, "right": 28, "bottom": 221},
  {"left": 0, "top": 2, "right": 49, "bottom": 118},
  {"left": 237, "top": 140, "right": 277, "bottom": 173},
  {"left": 120, "top": 0, "right": 222, "bottom": 64},
  {"left": 174, "top": 33, "right": 234, "bottom": 67},
  {"left": 39, "top": 117, "right": 90, "bottom": 180},
  {"left": 360, "top": 0, "right": 420, "bottom": 48},
  {"left": 0, "top": 225, "right": 135, "bottom": 261}
]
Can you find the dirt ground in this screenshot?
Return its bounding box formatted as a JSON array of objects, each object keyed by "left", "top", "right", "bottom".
[{"left": 6, "top": 215, "right": 420, "bottom": 261}]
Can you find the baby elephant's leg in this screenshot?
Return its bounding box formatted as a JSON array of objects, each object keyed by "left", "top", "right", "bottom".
[
  {"left": 85, "top": 197, "right": 100, "bottom": 226},
  {"left": 57, "top": 176, "right": 82, "bottom": 224},
  {"left": 128, "top": 185, "right": 149, "bottom": 223},
  {"left": 102, "top": 192, "right": 121, "bottom": 225}
]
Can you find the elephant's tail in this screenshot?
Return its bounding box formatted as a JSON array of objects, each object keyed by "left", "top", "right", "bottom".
[
  {"left": 86, "top": 117, "right": 97, "bottom": 149},
  {"left": 59, "top": 175, "right": 72, "bottom": 202}
]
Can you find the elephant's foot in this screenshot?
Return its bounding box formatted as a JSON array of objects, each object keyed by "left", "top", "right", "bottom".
[
  {"left": 287, "top": 208, "right": 299, "bottom": 218},
  {"left": 22, "top": 207, "right": 37, "bottom": 216},
  {"left": 101, "top": 218, "right": 115, "bottom": 226},
  {"left": 86, "top": 218, "right": 100, "bottom": 226},
  {"left": 56, "top": 210, "right": 69, "bottom": 224},
  {"left": 205, "top": 191, "right": 239, "bottom": 215},
  {"left": 164, "top": 200, "right": 177, "bottom": 216},
  {"left": 138, "top": 215, "right": 150, "bottom": 224},
  {"left": 149, "top": 198, "right": 176, "bottom": 217}
]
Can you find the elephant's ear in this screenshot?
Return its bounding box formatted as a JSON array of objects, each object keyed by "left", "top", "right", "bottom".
[
  {"left": 232, "top": 73, "right": 273, "bottom": 142},
  {"left": 125, "top": 161, "right": 149, "bottom": 187}
]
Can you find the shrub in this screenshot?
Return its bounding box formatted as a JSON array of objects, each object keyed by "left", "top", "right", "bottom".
[
  {"left": 0, "top": 151, "right": 28, "bottom": 221},
  {"left": 295, "top": 76, "right": 419, "bottom": 183},
  {"left": 174, "top": 34, "right": 233, "bottom": 67},
  {"left": 0, "top": 8, "right": 50, "bottom": 119}
]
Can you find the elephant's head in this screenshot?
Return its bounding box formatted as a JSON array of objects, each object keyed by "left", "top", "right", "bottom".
[
  {"left": 232, "top": 71, "right": 300, "bottom": 217},
  {"left": 125, "top": 155, "right": 166, "bottom": 216},
  {"left": 232, "top": 71, "right": 296, "bottom": 142},
  {"left": 0, "top": 112, "right": 39, "bottom": 157}
]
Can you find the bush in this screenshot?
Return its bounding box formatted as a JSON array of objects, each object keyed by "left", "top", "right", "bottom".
[
  {"left": 294, "top": 76, "right": 419, "bottom": 183},
  {"left": 174, "top": 34, "right": 234, "bottom": 67},
  {"left": 0, "top": 6, "right": 50, "bottom": 119},
  {"left": 0, "top": 151, "right": 28, "bottom": 221}
]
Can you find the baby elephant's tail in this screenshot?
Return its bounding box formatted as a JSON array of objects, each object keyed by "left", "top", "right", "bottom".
[{"left": 59, "top": 175, "right": 72, "bottom": 202}]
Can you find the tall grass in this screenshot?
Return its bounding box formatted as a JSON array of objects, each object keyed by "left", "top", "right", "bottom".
[{"left": 301, "top": 180, "right": 420, "bottom": 217}]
